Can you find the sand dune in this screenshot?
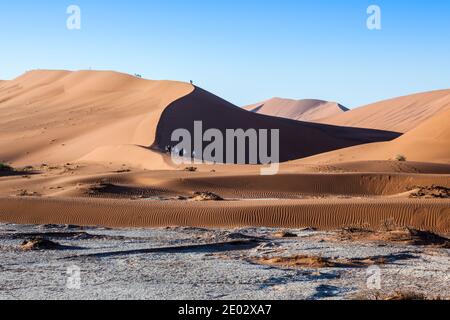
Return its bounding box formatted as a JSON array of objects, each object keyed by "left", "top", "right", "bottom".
[
  {"left": 115, "top": 172, "right": 450, "bottom": 199},
  {"left": 320, "top": 89, "right": 450, "bottom": 133},
  {"left": 155, "top": 87, "right": 398, "bottom": 162},
  {"left": 284, "top": 161, "right": 450, "bottom": 174},
  {"left": 2, "top": 161, "right": 449, "bottom": 199},
  {"left": 0, "top": 70, "right": 194, "bottom": 167},
  {"left": 298, "top": 108, "right": 450, "bottom": 164},
  {"left": 1, "top": 163, "right": 448, "bottom": 232},
  {"left": 244, "top": 98, "right": 348, "bottom": 122},
  {"left": 0, "top": 197, "right": 448, "bottom": 233},
  {"left": 0, "top": 70, "right": 398, "bottom": 168},
  {"left": 79, "top": 145, "right": 174, "bottom": 170},
  {"left": 0, "top": 70, "right": 448, "bottom": 234}
]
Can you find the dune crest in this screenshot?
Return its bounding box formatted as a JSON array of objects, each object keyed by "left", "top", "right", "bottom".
[
  {"left": 244, "top": 98, "right": 348, "bottom": 122},
  {"left": 0, "top": 72, "right": 448, "bottom": 234},
  {"left": 155, "top": 87, "right": 397, "bottom": 163},
  {"left": 0, "top": 70, "right": 194, "bottom": 167},
  {"left": 320, "top": 89, "right": 450, "bottom": 133},
  {"left": 0, "top": 70, "right": 398, "bottom": 167},
  {"left": 297, "top": 108, "right": 450, "bottom": 164}
]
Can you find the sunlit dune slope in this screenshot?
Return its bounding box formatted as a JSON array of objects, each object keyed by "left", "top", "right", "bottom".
[
  {"left": 244, "top": 97, "right": 348, "bottom": 122},
  {"left": 321, "top": 89, "right": 450, "bottom": 133},
  {"left": 0, "top": 70, "right": 398, "bottom": 167},
  {"left": 297, "top": 108, "right": 450, "bottom": 164}
]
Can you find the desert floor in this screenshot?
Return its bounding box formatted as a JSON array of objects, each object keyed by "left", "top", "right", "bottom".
[
  {"left": 0, "top": 162, "right": 448, "bottom": 300},
  {"left": 0, "top": 223, "right": 448, "bottom": 300}
]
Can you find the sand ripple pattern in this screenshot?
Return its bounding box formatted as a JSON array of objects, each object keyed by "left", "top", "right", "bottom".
[{"left": 0, "top": 197, "right": 449, "bottom": 233}]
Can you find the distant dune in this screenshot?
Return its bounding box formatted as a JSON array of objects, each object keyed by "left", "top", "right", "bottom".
[
  {"left": 297, "top": 107, "right": 450, "bottom": 164},
  {"left": 320, "top": 89, "right": 450, "bottom": 133},
  {"left": 0, "top": 70, "right": 397, "bottom": 168},
  {"left": 243, "top": 98, "right": 348, "bottom": 122}
]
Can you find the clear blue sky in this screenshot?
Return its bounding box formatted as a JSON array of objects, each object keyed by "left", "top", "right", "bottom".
[{"left": 1, "top": 0, "right": 449, "bottom": 108}]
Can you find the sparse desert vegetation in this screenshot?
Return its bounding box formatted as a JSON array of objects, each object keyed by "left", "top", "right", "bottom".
[
  {"left": 191, "top": 191, "right": 224, "bottom": 201},
  {"left": 394, "top": 154, "right": 407, "bottom": 162},
  {"left": 0, "top": 163, "right": 13, "bottom": 172},
  {"left": 356, "top": 290, "right": 447, "bottom": 301},
  {"left": 20, "top": 237, "right": 62, "bottom": 251},
  {"left": 328, "top": 227, "right": 450, "bottom": 248},
  {"left": 409, "top": 185, "right": 450, "bottom": 199}
]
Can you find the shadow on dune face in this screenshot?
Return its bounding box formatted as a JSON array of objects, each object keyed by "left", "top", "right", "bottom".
[
  {"left": 154, "top": 87, "right": 401, "bottom": 163},
  {"left": 0, "top": 168, "right": 39, "bottom": 177}
]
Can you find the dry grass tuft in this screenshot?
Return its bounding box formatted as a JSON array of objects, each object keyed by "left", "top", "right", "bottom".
[
  {"left": 273, "top": 231, "right": 298, "bottom": 238},
  {"left": 336, "top": 227, "right": 450, "bottom": 248},
  {"left": 191, "top": 192, "right": 224, "bottom": 201},
  {"left": 255, "top": 254, "right": 387, "bottom": 269},
  {"left": 357, "top": 290, "right": 448, "bottom": 301},
  {"left": 394, "top": 154, "right": 407, "bottom": 162},
  {"left": 0, "top": 163, "right": 13, "bottom": 172},
  {"left": 409, "top": 185, "right": 450, "bottom": 199},
  {"left": 20, "top": 238, "right": 62, "bottom": 251}
]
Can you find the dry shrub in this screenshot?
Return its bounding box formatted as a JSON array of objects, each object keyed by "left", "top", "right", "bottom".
[
  {"left": 0, "top": 163, "right": 13, "bottom": 171},
  {"left": 255, "top": 254, "right": 386, "bottom": 269},
  {"left": 191, "top": 192, "right": 223, "bottom": 201},
  {"left": 21, "top": 238, "right": 61, "bottom": 251}
]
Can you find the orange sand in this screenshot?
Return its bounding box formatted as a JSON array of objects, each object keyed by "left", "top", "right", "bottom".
[
  {"left": 244, "top": 98, "right": 348, "bottom": 122},
  {"left": 0, "top": 197, "right": 448, "bottom": 233},
  {"left": 320, "top": 89, "right": 450, "bottom": 133},
  {"left": 0, "top": 70, "right": 449, "bottom": 232}
]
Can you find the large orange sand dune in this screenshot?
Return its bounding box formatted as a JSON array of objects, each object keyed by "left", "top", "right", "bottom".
[
  {"left": 0, "top": 70, "right": 193, "bottom": 169},
  {"left": 0, "top": 70, "right": 448, "bottom": 233},
  {"left": 320, "top": 89, "right": 450, "bottom": 133},
  {"left": 0, "top": 70, "right": 398, "bottom": 168},
  {"left": 297, "top": 107, "right": 450, "bottom": 164},
  {"left": 244, "top": 98, "right": 348, "bottom": 122}
]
